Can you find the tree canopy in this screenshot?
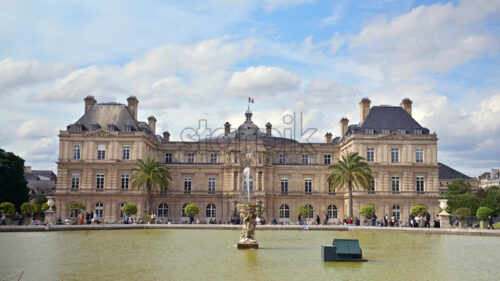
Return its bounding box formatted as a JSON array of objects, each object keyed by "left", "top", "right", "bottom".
[
  {"left": 476, "top": 207, "right": 493, "bottom": 220},
  {"left": 297, "top": 205, "right": 313, "bottom": 219},
  {"left": 184, "top": 204, "right": 199, "bottom": 216},
  {"left": 21, "top": 202, "right": 39, "bottom": 215},
  {"left": 410, "top": 205, "right": 428, "bottom": 216},
  {"left": 0, "top": 149, "right": 29, "bottom": 210},
  {"left": 0, "top": 202, "right": 16, "bottom": 215},
  {"left": 122, "top": 203, "right": 138, "bottom": 216},
  {"left": 359, "top": 205, "right": 376, "bottom": 217}
]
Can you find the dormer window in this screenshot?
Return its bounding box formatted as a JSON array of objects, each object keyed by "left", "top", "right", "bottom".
[
  {"left": 381, "top": 128, "right": 390, "bottom": 134},
  {"left": 365, "top": 128, "right": 374, "bottom": 134},
  {"left": 108, "top": 125, "right": 115, "bottom": 132},
  {"left": 414, "top": 128, "right": 422, "bottom": 134},
  {"left": 76, "top": 125, "right": 82, "bottom": 132},
  {"left": 398, "top": 129, "right": 406, "bottom": 134},
  {"left": 92, "top": 124, "right": 99, "bottom": 131},
  {"left": 124, "top": 125, "right": 131, "bottom": 132}
]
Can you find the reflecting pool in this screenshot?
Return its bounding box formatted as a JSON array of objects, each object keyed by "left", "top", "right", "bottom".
[{"left": 1, "top": 229, "right": 499, "bottom": 280}]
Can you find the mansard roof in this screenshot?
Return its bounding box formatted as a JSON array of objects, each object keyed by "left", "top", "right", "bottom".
[
  {"left": 67, "top": 103, "right": 155, "bottom": 136},
  {"left": 342, "top": 106, "right": 430, "bottom": 139},
  {"left": 24, "top": 170, "right": 56, "bottom": 181},
  {"left": 439, "top": 162, "right": 472, "bottom": 180}
]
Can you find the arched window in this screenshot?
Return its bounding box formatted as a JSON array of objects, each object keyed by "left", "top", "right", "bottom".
[
  {"left": 243, "top": 175, "right": 254, "bottom": 193},
  {"left": 392, "top": 205, "right": 401, "bottom": 221},
  {"left": 158, "top": 203, "right": 168, "bottom": 217},
  {"left": 182, "top": 203, "right": 189, "bottom": 217},
  {"left": 279, "top": 204, "right": 290, "bottom": 219},
  {"left": 120, "top": 202, "right": 126, "bottom": 218},
  {"left": 306, "top": 204, "right": 314, "bottom": 218},
  {"left": 206, "top": 204, "right": 216, "bottom": 218},
  {"left": 95, "top": 202, "right": 103, "bottom": 218},
  {"left": 327, "top": 205, "right": 338, "bottom": 219},
  {"left": 69, "top": 204, "right": 79, "bottom": 218}
]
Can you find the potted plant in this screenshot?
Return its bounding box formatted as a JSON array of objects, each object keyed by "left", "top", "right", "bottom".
[
  {"left": 359, "top": 205, "right": 376, "bottom": 224},
  {"left": 454, "top": 207, "right": 470, "bottom": 228},
  {"left": 476, "top": 207, "right": 493, "bottom": 229},
  {"left": 184, "top": 204, "right": 199, "bottom": 224},
  {"left": 122, "top": 203, "right": 138, "bottom": 221}
]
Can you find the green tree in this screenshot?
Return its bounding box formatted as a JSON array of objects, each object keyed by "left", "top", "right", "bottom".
[
  {"left": 21, "top": 202, "right": 39, "bottom": 215},
  {"left": 0, "top": 149, "right": 29, "bottom": 210},
  {"left": 328, "top": 152, "right": 373, "bottom": 217},
  {"left": 131, "top": 157, "right": 171, "bottom": 215},
  {"left": 445, "top": 179, "right": 472, "bottom": 196},
  {"left": 0, "top": 202, "right": 16, "bottom": 216},
  {"left": 359, "top": 205, "right": 376, "bottom": 218},
  {"left": 297, "top": 205, "right": 313, "bottom": 220},
  {"left": 122, "top": 203, "right": 138, "bottom": 216},
  {"left": 410, "top": 205, "right": 428, "bottom": 216},
  {"left": 476, "top": 207, "right": 493, "bottom": 220},
  {"left": 480, "top": 187, "right": 500, "bottom": 216},
  {"left": 184, "top": 204, "right": 199, "bottom": 217},
  {"left": 454, "top": 207, "right": 471, "bottom": 219},
  {"left": 69, "top": 202, "right": 86, "bottom": 211}
]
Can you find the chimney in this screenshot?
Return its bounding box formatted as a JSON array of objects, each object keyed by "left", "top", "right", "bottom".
[
  {"left": 84, "top": 95, "right": 96, "bottom": 113},
  {"left": 265, "top": 122, "right": 272, "bottom": 136},
  {"left": 147, "top": 116, "right": 157, "bottom": 135},
  {"left": 340, "top": 117, "right": 349, "bottom": 137},
  {"left": 24, "top": 166, "right": 32, "bottom": 173},
  {"left": 325, "top": 132, "right": 332, "bottom": 143},
  {"left": 400, "top": 98, "right": 413, "bottom": 116},
  {"left": 224, "top": 122, "right": 231, "bottom": 136},
  {"left": 162, "top": 131, "right": 170, "bottom": 142},
  {"left": 359, "top": 97, "right": 371, "bottom": 124},
  {"left": 127, "top": 96, "right": 139, "bottom": 120}
]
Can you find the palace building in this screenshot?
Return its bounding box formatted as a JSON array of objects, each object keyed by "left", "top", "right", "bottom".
[{"left": 55, "top": 96, "right": 441, "bottom": 223}]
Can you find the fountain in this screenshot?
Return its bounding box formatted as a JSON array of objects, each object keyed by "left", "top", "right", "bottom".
[{"left": 237, "top": 153, "right": 259, "bottom": 249}]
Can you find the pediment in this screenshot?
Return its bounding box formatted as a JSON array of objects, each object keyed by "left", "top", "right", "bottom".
[
  {"left": 85, "top": 129, "right": 116, "bottom": 137},
  {"left": 378, "top": 131, "right": 408, "bottom": 140}
]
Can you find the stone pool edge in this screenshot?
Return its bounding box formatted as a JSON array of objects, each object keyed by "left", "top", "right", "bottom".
[{"left": 1, "top": 224, "right": 499, "bottom": 236}]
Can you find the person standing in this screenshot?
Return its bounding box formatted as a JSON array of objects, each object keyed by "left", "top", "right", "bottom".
[
  {"left": 384, "top": 214, "right": 388, "bottom": 227},
  {"left": 0, "top": 213, "right": 6, "bottom": 225},
  {"left": 316, "top": 215, "right": 321, "bottom": 225},
  {"left": 371, "top": 214, "right": 377, "bottom": 226},
  {"left": 323, "top": 213, "right": 329, "bottom": 225},
  {"left": 488, "top": 216, "right": 495, "bottom": 230}
]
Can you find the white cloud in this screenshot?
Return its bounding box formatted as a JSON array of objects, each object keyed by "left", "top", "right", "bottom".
[
  {"left": 17, "top": 119, "right": 59, "bottom": 139},
  {"left": 0, "top": 58, "right": 73, "bottom": 94},
  {"left": 349, "top": 0, "right": 500, "bottom": 77},
  {"left": 227, "top": 65, "right": 300, "bottom": 95}
]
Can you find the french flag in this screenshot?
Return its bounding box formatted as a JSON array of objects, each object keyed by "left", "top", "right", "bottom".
[{"left": 248, "top": 97, "right": 255, "bottom": 104}]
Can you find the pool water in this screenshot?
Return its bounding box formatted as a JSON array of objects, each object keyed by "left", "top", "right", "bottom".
[{"left": 1, "top": 229, "right": 499, "bottom": 280}]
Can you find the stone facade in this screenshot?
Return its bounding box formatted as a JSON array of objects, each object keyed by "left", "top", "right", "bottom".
[{"left": 55, "top": 96, "right": 441, "bottom": 224}]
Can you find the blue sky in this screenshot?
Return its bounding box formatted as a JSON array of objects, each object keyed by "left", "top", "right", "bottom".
[{"left": 0, "top": 0, "right": 499, "bottom": 176}]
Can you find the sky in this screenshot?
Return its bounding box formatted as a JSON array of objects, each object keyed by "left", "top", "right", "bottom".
[{"left": 0, "top": 0, "right": 499, "bottom": 177}]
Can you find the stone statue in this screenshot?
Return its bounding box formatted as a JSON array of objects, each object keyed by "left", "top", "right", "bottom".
[{"left": 237, "top": 204, "right": 258, "bottom": 248}]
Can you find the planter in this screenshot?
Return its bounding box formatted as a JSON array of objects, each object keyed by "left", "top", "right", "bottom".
[{"left": 479, "top": 221, "right": 488, "bottom": 229}]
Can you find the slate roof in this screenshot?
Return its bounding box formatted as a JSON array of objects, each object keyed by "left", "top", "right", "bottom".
[
  {"left": 67, "top": 103, "right": 156, "bottom": 137},
  {"left": 24, "top": 170, "right": 56, "bottom": 181},
  {"left": 438, "top": 162, "right": 472, "bottom": 180},
  {"left": 340, "top": 106, "right": 430, "bottom": 140}
]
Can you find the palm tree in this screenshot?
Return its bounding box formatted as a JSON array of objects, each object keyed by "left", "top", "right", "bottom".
[
  {"left": 131, "top": 157, "right": 171, "bottom": 215},
  {"left": 327, "top": 152, "right": 373, "bottom": 218}
]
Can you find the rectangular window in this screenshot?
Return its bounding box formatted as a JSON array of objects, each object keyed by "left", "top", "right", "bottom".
[
  {"left": 281, "top": 178, "right": 288, "bottom": 193},
  {"left": 208, "top": 177, "right": 216, "bottom": 192},
  {"left": 365, "top": 128, "right": 374, "bottom": 134},
  {"left": 73, "top": 144, "right": 81, "bottom": 160},
  {"left": 76, "top": 125, "right": 82, "bottom": 132},
  {"left": 414, "top": 128, "right": 422, "bottom": 134},
  {"left": 188, "top": 153, "right": 195, "bottom": 163},
  {"left": 398, "top": 129, "right": 406, "bottom": 134},
  {"left": 71, "top": 173, "right": 80, "bottom": 189},
  {"left": 210, "top": 153, "right": 218, "bottom": 164},
  {"left": 416, "top": 148, "right": 424, "bottom": 163},
  {"left": 369, "top": 178, "right": 375, "bottom": 193},
  {"left": 233, "top": 172, "right": 238, "bottom": 190},
  {"left": 392, "top": 176, "right": 400, "bottom": 192},
  {"left": 279, "top": 154, "right": 286, "bottom": 164},
  {"left": 96, "top": 174, "right": 105, "bottom": 189},
  {"left": 302, "top": 154, "right": 309, "bottom": 165},
  {"left": 108, "top": 125, "right": 114, "bottom": 132},
  {"left": 366, "top": 147, "right": 374, "bottom": 162},
  {"left": 416, "top": 176, "right": 425, "bottom": 192},
  {"left": 184, "top": 177, "right": 192, "bottom": 192},
  {"left": 305, "top": 179, "right": 312, "bottom": 193},
  {"left": 258, "top": 172, "right": 263, "bottom": 190},
  {"left": 391, "top": 148, "right": 399, "bottom": 163},
  {"left": 324, "top": 155, "right": 331, "bottom": 165},
  {"left": 381, "top": 128, "right": 390, "bottom": 134},
  {"left": 97, "top": 144, "right": 106, "bottom": 160},
  {"left": 165, "top": 153, "right": 172, "bottom": 163},
  {"left": 122, "top": 145, "right": 130, "bottom": 160},
  {"left": 92, "top": 124, "right": 99, "bottom": 131},
  {"left": 124, "top": 125, "right": 131, "bottom": 132},
  {"left": 121, "top": 174, "right": 129, "bottom": 190}
]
